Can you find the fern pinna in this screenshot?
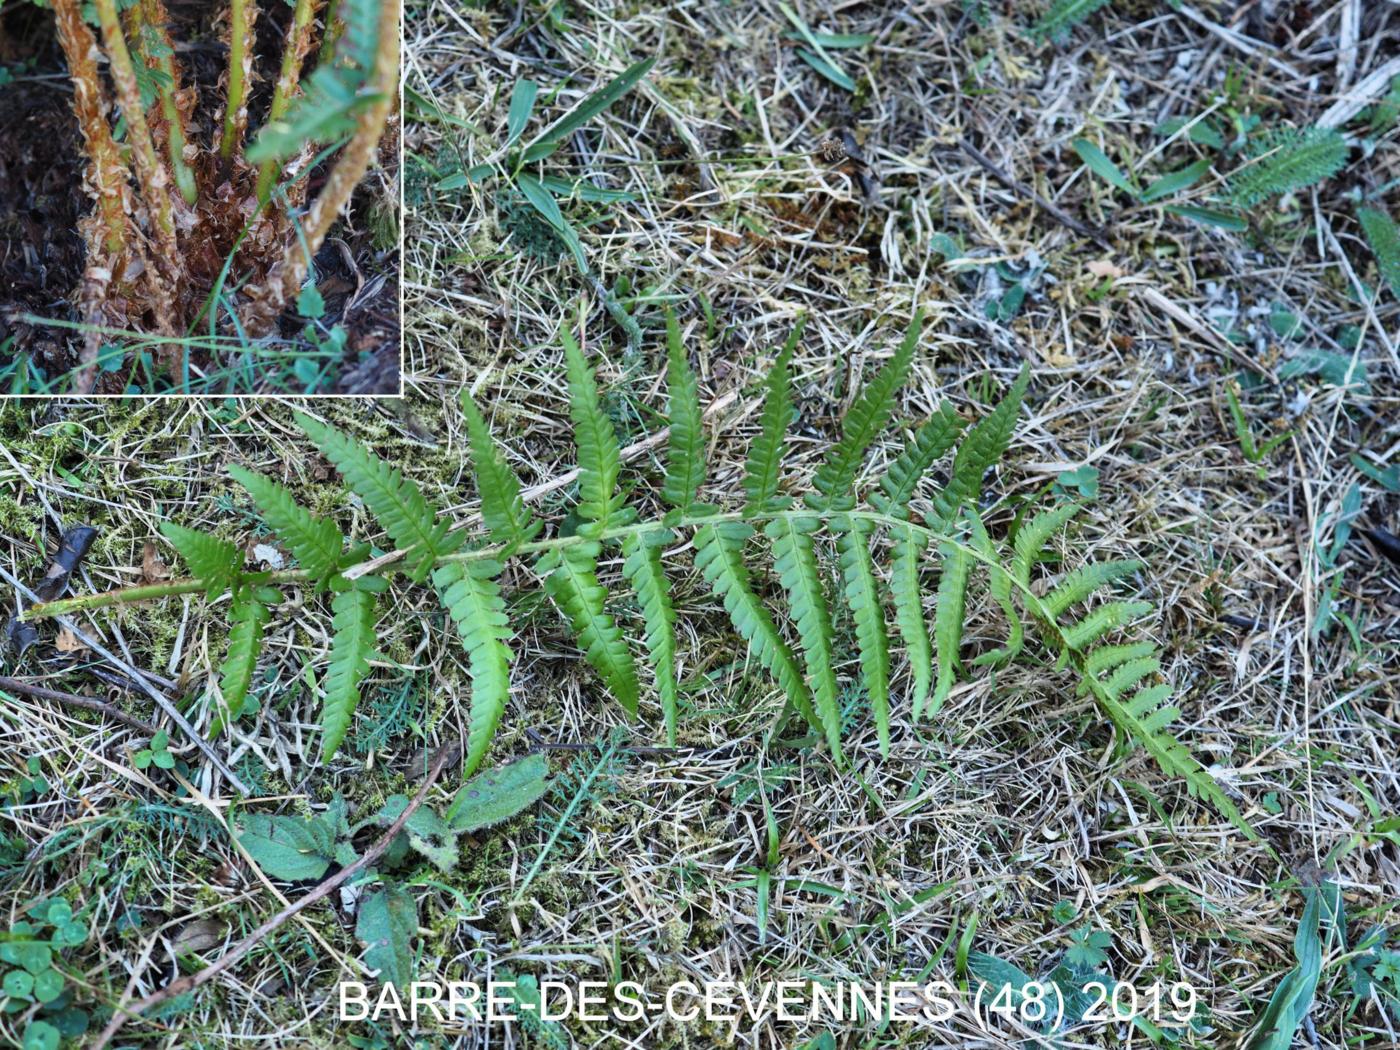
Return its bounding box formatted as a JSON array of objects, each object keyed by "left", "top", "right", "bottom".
[{"left": 55, "top": 308, "right": 1252, "bottom": 835}]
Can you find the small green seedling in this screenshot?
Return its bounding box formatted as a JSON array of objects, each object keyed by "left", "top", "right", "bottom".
[
  {"left": 1226, "top": 386, "right": 1292, "bottom": 478},
  {"left": 1, "top": 898, "right": 91, "bottom": 1048},
  {"left": 133, "top": 731, "right": 175, "bottom": 771}
]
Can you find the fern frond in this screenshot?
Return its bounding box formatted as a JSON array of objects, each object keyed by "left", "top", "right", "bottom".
[
  {"left": 1043, "top": 560, "right": 1143, "bottom": 617},
  {"left": 1076, "top": 659, "right": 1254, "bottom": 839},
  {"left": 929, "top": 366, "right": 1029, "bottom": 525},
  {"left": 835, "top": 515, "right": 890, "bottom": 754},
  {"left": 1228, "top": 127, "right": 1348, "bottom": 206},
  {"left": 810, "top": 310, "right": 919, "bottom": 510},
  {"left": 560, "top": 330, "right": 624, "bottom": 532},
  {"left": 927, "top": 539, "right": 972, "bottom": 718},
  {"left": 1060, "top": 600, "right": 1153, "bottom": 652},
  {"left": 966, "top": 509, "right": 1022, "bottom": 668},
  {"left": 887, "top": 522, "right": 933, "bottom": 712},
  {"left": 539, "top": 541, "right": 640, "bottom": 715},
  {"left": 434, "top": 558, "right": 513, "bottom": 775},
  {"left": 1358, "top": 206, "right": 1400, "bottom": 296},
  {"left": 295, "top": 414, "right": 461, "bottom": 582},
  {"left": 622, "top": 529, "right": 680, "bottom": 743},
  {"left": 766, "top": 512, "right": 842, "bottom": 757},
  {"left": 1075, "top": 640, "right": 1156, "bottom": 695},
  {"left": 160, "top": 522, "right": 243, "bottom": 596},
  {"left": 1013, "top": 502, "right": 1081, "bottom": 586},
  {"left": 1101, "top": 656, "right": 1161, "bottom": 702},
  {"left": 228, "top": 465, "right": 344, "bottom": 587},
  {"left": 693, "top": 519, "right": 818, "bottom": 731},
  {"left": 662, "top": 310, "right": 707, "bottom": 512},
  {"left": 1030, "top": 0, "right": 1111, "bottom": 41},
  {"left": 743, "top": 318, "right": 803, "bottom": 513},
  {"left": 870, "top": 402, "right": 965, "bottom": 516},
  {"left": 215, "top": 585, "right": 271, "bottom": 731},
  {"left": 460, "top": 392, "right": 541, "bottom": 551},
  {"left": 321, "top": 581, "right": 379, "bottom": 762}
]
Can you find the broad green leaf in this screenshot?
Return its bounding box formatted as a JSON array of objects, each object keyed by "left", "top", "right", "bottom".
[
  {"left": 1140, "top": 157, "right": 1211, "bottom": 202},
  {"left": 445, "top": 752, "right": 551, "bottom": 831},
  {"left": 515, "top": 174, "right": 588, "bottom": 272},
  {"left": 504, "top": 79, "right": 538, "bottom": 147},
  {"left": 1072, "top": 138, "right": 1137, "bottom": 196},
  {"left": 235, "top": 813, "right": 334, "bottom": 880},
  {"left": 520, "top": 57, "right": 656, "bottom": 162},
  {"left": 357, "top": 883, "right": 417, "bottom": 989},
  {"left": 1164, "top": 204, "right": 1247, "bottom": 230}
]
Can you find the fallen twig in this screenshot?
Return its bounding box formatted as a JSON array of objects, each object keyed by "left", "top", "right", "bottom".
[
  {"left": 959, "top": 136, "right": 1111, "bottom": 248},
  {"left": 0, "top": 563, "right": 250, "bottom": 794},
  {"left": 0, "top": 676, "right": 159, "bottom": 735}
]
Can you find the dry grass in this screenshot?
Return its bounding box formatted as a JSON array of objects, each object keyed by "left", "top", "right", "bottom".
[{"left": 1, "top": 0, "right": 1398, "bottom": 1046}]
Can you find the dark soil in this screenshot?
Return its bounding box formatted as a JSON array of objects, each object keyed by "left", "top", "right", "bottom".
[{"left": 0, "top": 2, "right": 399, "bottom": 394}]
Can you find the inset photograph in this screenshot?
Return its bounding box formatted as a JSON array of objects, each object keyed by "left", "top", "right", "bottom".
[{"left": 0, "top": 0, "right": 401, "bottom": 395}]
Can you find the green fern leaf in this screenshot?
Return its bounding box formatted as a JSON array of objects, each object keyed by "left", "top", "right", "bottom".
[
  {"left": 321, "top": 581, "right": 380, "bottom": 762},
  {"left": 662, "top": 309, "right": 707, "bottom": 512},
  {"left": 1228, "top": 127, "right": 1348, "bottom": 206},
  {"left": 810, "top": 310, "right": 920, "bottom": 510},
  {"left": 927, "top": 539, "right": 971, "bottom": 718},
  {"left": 929, "top": 366, "right": 1029, "bottom": 525},
  {"left": 1358, "top": 206, "right": 1400, "bottom": 296},
  {"left": 871, "top": 402, "right": 965, "bottom": 516},
  {"left": 966, "top": 510, "right": 1023, "bottom": 668},
  {"left": 834, "top": 514, "right": 890, "bottom": 754},
  {"left": 1043, "top": 560, "right": 1143, "bottom": 617},
  {"left": 693, "top": 519, "right": 818, "bottom": 731},
  {"left": 622, "top": 529, "right": 680, "bottom": 743},
  {"left": 539, "top": 541, "right": 640, "bottom": 715},
  {"left": 1101, "top": 656, "right": 1161, "bottom": 701},
  {"left": 766, "top": 512, "right": 843, "bottom": 758},
  {"left": 227, "top": 465, "right": 344, "bottom": 587},
  {"left": 1013, "top": 502, "right": 1081, "bottom": 586},
  {"left": 434, "top": 558, "right": 513, "bottom": 775},
  {"left": 1031, "top": 0, "right": 1111, "bottom": 41},
  {"left": 460, "top": 392, "right": 541, "bottom": 550},
  {"left": 160, "top": 522, "right": 243, "bottom": 596},
  {"left": 743, "top": 318, "right": 804, "bottom": 513},
  {"left": 215, "top": 585, "right": 271, "bottom": 731},
  {"left": 560, "top": 330, "right": 624, "bottom": 532},
  {"left": 1060, "top": 599, "right": 1153, "bottom": 652},
  {"left": 1078, "top": 662, "right": 1255, "bottom": 839},
  {"left": 295, "top": 414, "right": 461, "bottom": 582},
  {"left": 1076, "top": 640, "right": 1156, "bottom": 695},
  {"left": 887, "top": 522, "right": 933, "bottom": 712}
]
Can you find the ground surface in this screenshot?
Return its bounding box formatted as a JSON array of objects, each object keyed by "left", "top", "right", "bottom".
[
  {"left": 2, "top": 0, "right": 1400, "bottom": 1047},
  {"left": 0, "top": 1, "right": 400, "bottom": 394}
]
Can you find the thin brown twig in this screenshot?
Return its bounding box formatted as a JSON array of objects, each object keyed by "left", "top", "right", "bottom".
[
  {"left": 0, "top": 563, "right": 250, "bottom": 794},
  {"left": 0, "top": 676, "right": 159, "bottom": 735},
  {"left": 89, "top": 741, "right": 460, "bottom": 1049},
  {"left": 958, "top": 136, "right": 1111, "bottom": 249}
]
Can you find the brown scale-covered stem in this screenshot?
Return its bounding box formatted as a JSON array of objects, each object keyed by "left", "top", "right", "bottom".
[
  {"left": 138, "top": 0, "right": 200, "bottom": 205},
  {"left": 51, "top": 0, "right": 129, "bottom": 254},
  {"left": 256, "top": 0, "right": 326, "bottom": 204},
  {"left": 242, "top": 0, "right": 401, "bottom": 334},
  {"left": 220, "top": 0, "right": 259, "bottom": 160}
]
